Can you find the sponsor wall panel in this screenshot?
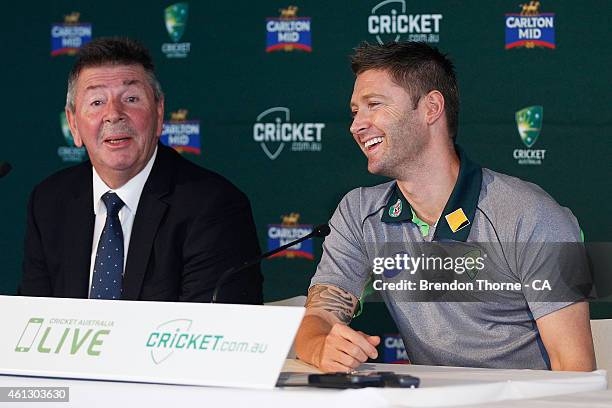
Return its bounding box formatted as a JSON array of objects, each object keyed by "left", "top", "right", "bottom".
[{"left": 0, "top": 0, "right": 610, "bottom": 338}]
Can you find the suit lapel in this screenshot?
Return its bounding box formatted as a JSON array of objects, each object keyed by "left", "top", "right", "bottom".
[
  {"left": 122, "top": 145, "right": 173, "bottom": 300},
  {"left": 64, "top": 165, "right": 94, "bottom": 298}
]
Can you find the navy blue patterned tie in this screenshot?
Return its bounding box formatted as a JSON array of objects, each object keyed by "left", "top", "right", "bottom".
[{"left": 90, "top": 192, "right": 125, "bottom": 300}]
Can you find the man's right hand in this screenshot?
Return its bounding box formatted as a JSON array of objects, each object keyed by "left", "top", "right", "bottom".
[
  {"left": 295, "top": 284, "right": 381, "bottom": 372},
  {"left": 312, "top": 323, "right": 380, "bottom": 372}
]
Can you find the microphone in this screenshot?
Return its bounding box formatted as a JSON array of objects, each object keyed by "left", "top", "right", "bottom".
[
  {"left": 211, "top": 223, "right": 331, "bottom": 303},
  {"left": 0, "top": 162, "right": 11, "bottom": 178}
]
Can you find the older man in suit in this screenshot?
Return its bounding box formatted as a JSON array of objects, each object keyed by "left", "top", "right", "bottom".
[{"left": 20, "top": 37, "right": 263, "bottom": 303}]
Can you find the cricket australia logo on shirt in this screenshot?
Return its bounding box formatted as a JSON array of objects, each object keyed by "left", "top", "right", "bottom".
[
  {"left": 389, "top": 199, "right": 402, "bottom": 218},
  {"left": 162, "top": 2, "right": 191, "bottom": 58},
  {"left": 368, "top": 0, "right": 442, "bottom": 45},
  {"left": 513, "top": 105, "right": 546, "bottom": 165},
  {"left": 252, "top": 107, "right": 325, "bottom": 160},
  {"left": 463, "top": 249, "right": 482, "bottom": 280}
]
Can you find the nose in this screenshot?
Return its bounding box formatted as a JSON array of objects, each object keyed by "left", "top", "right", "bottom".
[
  {"left": 349, "top": 110, "right": 371, "bottom": 136},
  {"left": 103, "top": 97, "right": 125, "bottom": 124}
]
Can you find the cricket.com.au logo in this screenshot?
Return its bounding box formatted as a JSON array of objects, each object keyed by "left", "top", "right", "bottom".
[
  {"left": 14, "top": 317, "right": 113, "bottom": 357},
  {"left": 252, "top": 107, "right": 325, "bottom": 160},
  {"left": 368, "top": 0, "right": 442, "bottom": 45},
  {"left": 513, "top": 106, "right": 546, "bottom": 165},
  {"left": 145, "top": 319, "right": 268, "bottom": 365},
  {"left": 58, "top": 112, "right": 87, "bottom": 162},
  {"left": 162, "top": 2, "right": 191, "bottom": 58}
]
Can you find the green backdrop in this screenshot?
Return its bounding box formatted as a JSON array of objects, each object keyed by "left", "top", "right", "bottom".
[{"left": 1, "top": 0, "right": 610, "bottom": 340}]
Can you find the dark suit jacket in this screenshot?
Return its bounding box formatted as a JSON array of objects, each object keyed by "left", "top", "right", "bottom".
[{"left": 20, "top": 143, "right": 263, "bottom": 303}]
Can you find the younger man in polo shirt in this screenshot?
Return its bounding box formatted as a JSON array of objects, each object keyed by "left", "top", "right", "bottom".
[{"left": 294, "top": 42, "right": 595, "bottom": 372}]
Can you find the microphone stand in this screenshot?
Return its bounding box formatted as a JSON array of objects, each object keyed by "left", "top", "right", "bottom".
[{"left": 211, "top": 224, "right": 330, "bottom": 303}]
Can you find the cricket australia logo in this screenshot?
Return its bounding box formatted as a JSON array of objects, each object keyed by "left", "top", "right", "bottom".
[
  {"left": 516, "top": 105, "right": 542, "bottom": 148},
  {"left": 58, "top": 112, "right": 87, "bottom": 162},
  {"left": 252, "top": 107, "right": 325, "bottom": 160},
  {"left": 463, "top": 249, "right": 482, "bottom": 280},
  {"left": 513, "top": 105, "right": 546, "bottom": 165},
  {"left": 162, "top": 2, "right": 191, "bottom": 58}
]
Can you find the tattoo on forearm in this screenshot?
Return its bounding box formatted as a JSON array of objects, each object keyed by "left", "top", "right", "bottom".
[{"left": 306, "top": 285, "right": 358, "bottom": 324}]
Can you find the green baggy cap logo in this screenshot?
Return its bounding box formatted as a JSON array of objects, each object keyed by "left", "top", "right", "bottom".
[
  {"left": 515, "top": 106, "right": 543, "bottom": 148},
  {"left": 165, "top": 2, "right": 189, "bottom": 43}
]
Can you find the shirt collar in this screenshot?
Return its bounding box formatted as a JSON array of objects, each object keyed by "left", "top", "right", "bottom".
[
  {"left": 92, "top": 146, "right": 158, "bottom": 215},
  {"left": 381, "top": 146, "right": 482, "bottom": 242}
]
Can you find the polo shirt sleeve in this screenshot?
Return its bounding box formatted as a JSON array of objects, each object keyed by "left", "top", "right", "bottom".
[
  {"left": 514, "top": 191, "right": 590, "bottom": 320},
  {"left": 310, "top": 188, "right": 372, "bottom": 299}
]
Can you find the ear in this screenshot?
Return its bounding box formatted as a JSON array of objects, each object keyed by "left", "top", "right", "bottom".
[
  {"left": 423, "top": 90, "right": 445, "bottom": 126},
  {"left": 155, "top": 95, "right": 165, "bottom": 139},
  {"left": 65, "top": 107, "right": 83, "bottom": 147}
]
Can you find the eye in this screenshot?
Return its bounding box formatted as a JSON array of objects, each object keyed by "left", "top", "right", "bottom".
[
  {"left": 368, "top": 101, "right": 381, "bottom": 109},
  {"left": 125, "top": 96, "right": 139, "bottom": 103},
  {"left": 350, "top": 110, "right": 358, "bottom": 118},
  {"left": 90, "top": 100, "right": 103, "bottom": 107}
]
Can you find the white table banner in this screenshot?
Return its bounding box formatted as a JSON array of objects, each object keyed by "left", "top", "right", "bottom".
[{"left": 0, "top": 296, "right": 304, "bottom": 389}]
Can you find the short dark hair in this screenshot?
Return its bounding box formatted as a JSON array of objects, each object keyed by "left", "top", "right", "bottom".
[
  {"left": 66, "top": 37, "right": 163, "bottom": 111},
  {"left": 350, "top": 41, "right": 460, "bottom": 140}
]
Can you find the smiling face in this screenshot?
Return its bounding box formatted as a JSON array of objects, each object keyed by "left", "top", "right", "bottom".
[
  {"left": 349, "top": 69, "right": 428, "bottom": 179},
  {"left": 66, "top": 64, "right": 164, "bottom": 187}
]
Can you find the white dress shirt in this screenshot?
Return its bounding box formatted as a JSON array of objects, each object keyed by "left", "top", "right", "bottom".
[{"left": 88, "top": 147, "right": 158, "bottom": 295}]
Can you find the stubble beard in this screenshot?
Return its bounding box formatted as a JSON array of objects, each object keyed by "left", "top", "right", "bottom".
[{"left": 370, "top": 117, "right": 428, "bottom": 181}]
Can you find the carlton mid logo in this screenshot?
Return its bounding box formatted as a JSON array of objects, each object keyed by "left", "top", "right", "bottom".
[
  {"left": 505, "top": 1, "right": 555, "bottom": 49},
  {"left": 14, "top": 317, "right": 112, "bottom": 357},
  {"left": 266, "top": 6, "right": 312, "bottom": 52},
  {"left": 368, "top": 0, "right": 442, "bottom": 44},
  {"left": 382, "top": 334, "right": 410, "bottom": 364},
  {"left": 513, "top": 106, "right": 546, "bottom": 165},
  {"left": 51, "top": 12, "right": 92, "bottom": 56},
  {"left": 162, "top": 2, "right": 191, "bottom": 58},
  {"left": 161, "top": 109, "right": 201, "bottom": 155},
  {"left": 252, "top": 107, "right": 324, "bottom": 160},
  {"left": 267, "top": 213, "right": 314, "bottom": 260}
]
